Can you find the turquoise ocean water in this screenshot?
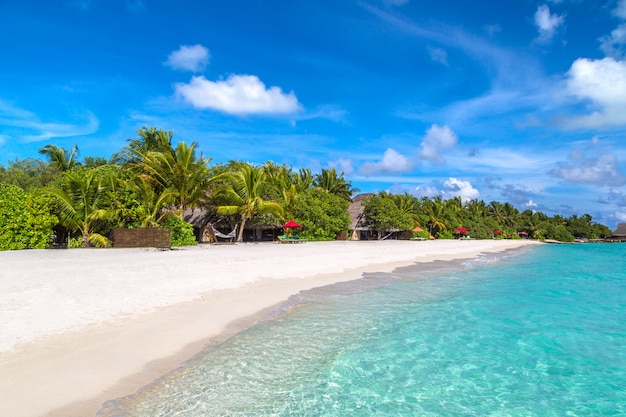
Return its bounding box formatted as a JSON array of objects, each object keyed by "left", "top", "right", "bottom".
[{"left": 98, "top": 244, "right": 626, "bottom": 417}]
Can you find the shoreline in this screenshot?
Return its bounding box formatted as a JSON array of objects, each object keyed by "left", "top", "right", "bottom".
[{"left": 0, "top": 240, "right": 539, "bottom": 417}]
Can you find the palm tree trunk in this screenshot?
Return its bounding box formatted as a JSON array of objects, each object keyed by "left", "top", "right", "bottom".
[
  {"left": 82, "top": 229, "right": 90, "bottom": 248},
  {"left": 237, "top": 216, "right": 247, "bottom": 242}
]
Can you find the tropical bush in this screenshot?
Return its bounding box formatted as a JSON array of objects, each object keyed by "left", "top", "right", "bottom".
[
  {"left": 0, "top": 184, "right": 58, "bottom": 250},
  {"left": 291, "top": 188, "right": 351, "bottom": 240},
  {"left": 161, "top": 214, "right": 197, "bottom": 246}
]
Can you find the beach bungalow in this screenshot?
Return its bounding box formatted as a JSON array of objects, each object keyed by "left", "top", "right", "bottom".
[
  {"left": 607, "top": 223, "right": 626, "bottom": 242},
  {"left": 348, "top": 193, "right": 376, "bottom": 240}
]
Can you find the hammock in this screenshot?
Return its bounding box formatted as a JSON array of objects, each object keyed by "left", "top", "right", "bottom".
[{"left": 212, "top": 225, "right": 237, "bottom": 239}]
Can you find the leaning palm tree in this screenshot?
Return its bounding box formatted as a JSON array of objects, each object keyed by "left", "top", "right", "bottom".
[
  {"left": 213, "top": 164, "right": 284, "bottom": 242},
  {"left": 44, "top": 169, "right": 112, "bottom": 248},
  {"left": 38, "top": 144, "right": 81, "bottom": 172}
]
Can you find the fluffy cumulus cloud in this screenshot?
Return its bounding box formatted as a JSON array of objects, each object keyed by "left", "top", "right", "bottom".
[
  {"left": 419, "top": 124, "right": 458, "bottom": 164},
  {"left": 415, "top": 178, "right": 479, "bottom": 202},
  {"left": 564, "top": 57, "right": 626, "bottom": 129},
  {"left": 534, "top": 4, "right": 564, "bottom": 43},
  {"left": 359, "top": 148, "right": 413, "bottom": 175},
  {"left": 165, "top": 45, "right": 210, "bottom": 72},
  {"left": 175, "top": 74, "right": 302, "bottom": 115},
  {"left": 441, "top": 177, "right": 480, "bottom": 202},
  {"left": 551, "top": 153, "right": 626, "bottom": 186}
]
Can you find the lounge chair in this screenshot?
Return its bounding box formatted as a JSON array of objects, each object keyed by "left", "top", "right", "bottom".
[{"left": 277, "top": 235, "right": 305, "bottom": 243}]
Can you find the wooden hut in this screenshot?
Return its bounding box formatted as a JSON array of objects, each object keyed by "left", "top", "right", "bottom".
[
  {"left": 607, "top": 223, "right": 626, "bottom": 242},
  {"left": 348, "top": 193, "right": 374, "bottom": 240}
]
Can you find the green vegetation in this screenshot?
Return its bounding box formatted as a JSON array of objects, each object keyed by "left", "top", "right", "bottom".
[
  {"left": 0, "top": 126, "right": 614, "bottom": 250},
  {"left": 0, "top": 184, "right": 58, "bottom": 250}
]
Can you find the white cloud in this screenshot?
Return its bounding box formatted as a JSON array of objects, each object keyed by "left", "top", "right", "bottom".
[
  {"left": 534, "top": 4, "right": 564, "bottom": 43},
  {"left": 563, "top": 57, "right": 626, "bottom": 129},
  {"left": 600, "top": 23, "right": 626, "bottom": 58},
  {"left": 526, "top": 200, "right": 538, "bottom": 208},
  {"left": 329, "top": 158, "right": 354, "bottom": 176},
  {"left": 414, "top": 185, "right": 440, "bottom": 199},
  {"left": 174, "top": 74, "right": 302, "bottom": 115},
  {"left": 616, "top": 211, "right": 626, "bottom": 222},
  {"left": 419, "top": 124, "right": 458, "bottom": 164},
  {"left": 551, "top": 152, "right": 626, "bottom": 186},
  {"left": 359, "top": 148, "right": 413, "bottom": 175},
  {"left": 0, "top": 101, "right": 99, "bottom": 142},
  {"left": 427, "top": 46, "right": 448, "bottom": 66},
  {"left": 414, "top": 178, "right": 479, "bottom": 203},
  {"left": 615, "top": 0, "right": 626, "bottom": 19},
  {"left": 165, "top": 45, "right": 210, "bottom": 72},
  {"left": 441, "top": 177, "right": 480, "bottom": 202}
]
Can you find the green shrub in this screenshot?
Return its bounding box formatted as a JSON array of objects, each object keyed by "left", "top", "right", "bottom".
[
  {"left": 161, "top": 215, "right": 197, "bottom": 246},
  {"left": 0, "top": 184, "right": 58, "bottom": 250}
]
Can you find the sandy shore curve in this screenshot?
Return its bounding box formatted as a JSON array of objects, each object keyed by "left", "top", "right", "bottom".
[{"left": 0, "top": 239, "right": 539, "bottom": 417}]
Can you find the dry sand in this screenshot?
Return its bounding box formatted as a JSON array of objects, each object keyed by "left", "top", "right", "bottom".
[{"left": 0, "top": 239, "right": 538, "bottom": 417}]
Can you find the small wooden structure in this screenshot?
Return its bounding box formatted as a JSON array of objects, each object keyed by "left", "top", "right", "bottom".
[{"left": 110, "top": 227, "right": 171, "bottom": 249}]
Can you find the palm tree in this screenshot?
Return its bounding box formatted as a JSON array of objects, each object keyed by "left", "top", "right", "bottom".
[
  {"left": 313, "top": 168, "right": 356, "bottom": 201},
  {"left": 501, "top": 202, "right": 520, "bottom": 229},
  {"left": 132, "top": 141, "right": 211, "bottom": 212},
  {"left": 45, "top": 169, "right": 112, "bottom": 247},
  {"left": 131, "top": 176, "right": 178, "bottom": 227},
  {"left": 115, "top": 127, "right": 174, "bottom": 164},
  {"left": 38, "top": 144, "right": 81, "bottom": 171},
  {"left": 293, "top": 168, "right": 315, "bottom": 192},
  {"left": 423, "top": 196, "right": 447, "bottom": 236},
  {"left": 213, "top": 164, "right": 284, "bottom": 242},
  {"left": 488, "top": 201, "right": 505, "bottom": 226}
]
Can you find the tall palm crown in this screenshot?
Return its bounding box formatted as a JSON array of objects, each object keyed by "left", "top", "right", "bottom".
[
  {"left": 38, "top": 144, "right": 80, "bottom": 172},
  {"left": 214, "top": 164, "right": 283, "bottom": 242},
  {"left": 45, "top": 169, "right": 111, "bottom": 247},
  {"left": 313, "top": 168, "right": 356, "bottom": 201}
]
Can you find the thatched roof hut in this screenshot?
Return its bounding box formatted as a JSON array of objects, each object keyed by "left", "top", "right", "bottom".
[
  {"left": 608, "top": 223, "right": 626, "bottom": 242},
  {"left": 348, "top": 193, "right": 373, "bottom": 230}
]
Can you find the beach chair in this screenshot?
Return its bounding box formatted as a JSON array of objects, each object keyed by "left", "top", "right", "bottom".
[{"left": 277, "top": 235, "right": 305, "bottom": 243}]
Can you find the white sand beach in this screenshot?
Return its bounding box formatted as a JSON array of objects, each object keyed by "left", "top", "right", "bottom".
[{"left": 0, "top": 239, "right": 538, "bottom": 417}]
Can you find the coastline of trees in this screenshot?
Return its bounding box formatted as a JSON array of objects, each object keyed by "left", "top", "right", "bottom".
[{"left": 0, "top": 127, "right": 612, "bottom": 250}]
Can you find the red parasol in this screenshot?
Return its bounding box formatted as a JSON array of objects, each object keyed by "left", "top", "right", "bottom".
[
  {"left": 283, "top": 220, "right": 302, "bottom": 228},
  {"left": 455, "top": 227, "right": 469, "bottom": 233},
  {"left": 494, "top": 229, "right": 502, "bottom": 235}
]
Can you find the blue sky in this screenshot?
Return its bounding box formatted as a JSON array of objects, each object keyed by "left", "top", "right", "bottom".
[{"left": 2, "top": 0, "right": 626, "bottom": 227}]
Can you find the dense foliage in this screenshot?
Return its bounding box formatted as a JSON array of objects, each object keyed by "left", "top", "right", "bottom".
[
  {"left": 0, "top": 184, "right": 58, "bottom": 250},
  {"left": 361, "top": 192, "right": 612, "bottom": 241},
  {"left": 291, "top": 188, "right": 351, "bottom": 240},
  {"left": 0, "top": 126, "right": 614, "bottom": 250}
]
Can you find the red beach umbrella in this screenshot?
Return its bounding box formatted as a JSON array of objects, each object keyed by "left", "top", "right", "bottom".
[
  {"left": 455, "top": 227, "right": 469, "bottom": 233},
  {"left": 283, "top": 220, "right": 302, "bottom": 228},
  {"left": 494, "top": 229, "right": 502, "bottom": 235}
]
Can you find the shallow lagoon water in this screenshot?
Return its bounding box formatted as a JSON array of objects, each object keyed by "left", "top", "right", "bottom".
[{"left": 98, "top": 244, "right": 626, "bottom": 416}]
